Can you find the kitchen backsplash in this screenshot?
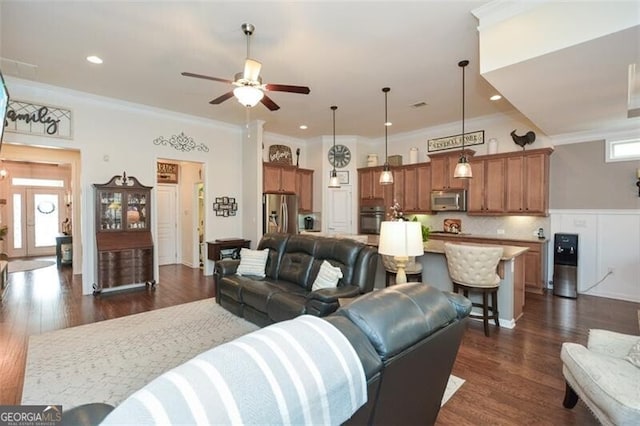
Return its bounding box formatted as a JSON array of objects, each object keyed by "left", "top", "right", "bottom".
[{"left": 409, "top": 213, "right": 550, "bottom": 240}]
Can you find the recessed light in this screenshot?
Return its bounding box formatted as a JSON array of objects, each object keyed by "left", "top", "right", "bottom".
[
  {"left": 299, "top": 124, "right": 308, "bottom": 130},
  {"left": 86, "top": 55, "right": 103, "bottom": 64},
  {"left": 490, "top": 94, "right": 502, "bottom": 101}
]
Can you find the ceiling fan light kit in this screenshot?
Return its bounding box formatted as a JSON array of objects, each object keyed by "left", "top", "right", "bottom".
[
  {"left": 328, "top": 105, "right": 341, "bottom": 188},
  {"left": 182, "top": 23, "right": 310, "bottom": 111},
  {"left": 380, "top": 87, "right": 394, "bottom": 185},
  {"left": 454, "top": 59, "right": 472, "bottom": 179},
  {"left": 233, "top": 86, "right": 264, "bottom": 107}
]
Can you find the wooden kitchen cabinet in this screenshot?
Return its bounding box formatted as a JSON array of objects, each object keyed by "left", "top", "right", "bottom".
[
  {"left": 505, "top": 149, "right": 551, "bottom": 215},
  {"left": 296, "top": 168, "right": 314, "bottom": 212},
  {"left": 263, "top": 163, "right": 297, "bottom": 193},
  {"left": 429, "top": 150, "right": 473, "bottom": 191},
  {"left": 398, "top": 163, "right": 431, "bottom": 213},
  {"left": 358, "top": 167, "right": 389, "bottom": 202},
  {"left": 468, "top": 157, "right": 506, "bottom": 214},
  {"left": 93, "top": 173, "right": 154, "bottom": 294}
]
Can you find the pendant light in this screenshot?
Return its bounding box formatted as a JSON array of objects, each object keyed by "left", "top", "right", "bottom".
[
  {"left": 379, "top": 87, "right": 394, "bottom": 185},
  {"left": 454, "top": 59, "right": 473, "bottom": 179},
  {"left": 328, "top": 105, "right": 341, "bottom": 188}
]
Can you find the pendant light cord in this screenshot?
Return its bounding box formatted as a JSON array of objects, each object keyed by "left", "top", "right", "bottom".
[
  {"left": 383, "top": 87, "right": 390, "bottom": 164},
  {"left": 458, "top": 60, "right": 469, "bottom": 158},
  {"left": 331, "top": 105, "right": 337, "bottom": 172}
]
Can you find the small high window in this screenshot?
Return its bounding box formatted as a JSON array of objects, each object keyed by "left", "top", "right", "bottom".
[{"left": 606, "top": 138, "right": 640, "bottom": 162}]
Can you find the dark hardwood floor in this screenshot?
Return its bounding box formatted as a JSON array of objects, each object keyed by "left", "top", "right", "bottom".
[{"left": 1, "top": 259, "right": 638, "bottom": 425}]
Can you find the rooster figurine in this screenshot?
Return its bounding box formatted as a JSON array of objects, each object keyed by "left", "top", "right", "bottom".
[{"left": 510, "top": 129, "right": 536, "bottom": 151}]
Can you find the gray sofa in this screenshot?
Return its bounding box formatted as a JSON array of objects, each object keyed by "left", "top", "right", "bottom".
[
  {"left": 215, "top": 233, "right": 379, "bottom": 326},
  {"left": 62, "top": 283, "right": 472, "bottom": 425}
]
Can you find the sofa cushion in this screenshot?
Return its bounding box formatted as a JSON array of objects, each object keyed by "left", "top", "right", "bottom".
[
  {"left": 236, "top": 248, "right": 269, "bottom": 278},
  {"left": 278, "top": 246, "right": 313, "bottom": 290},
  {"left": 314, "top": 238, "right": 361, "bottom": 287},
  {"left": 312, "top": 260, "right": 344, "bottom": 291},
  {"left": 241, "top": 281, "right": 285, "bottom": 312},
  {"left": 257, "top": 233, "right": 289, "bottom": 279},
  {"left": 267, "top": 292, "right": 307, "bottom": 323},
  {"left": 339, "top": 283, "right": 458, "bottom": 360}
]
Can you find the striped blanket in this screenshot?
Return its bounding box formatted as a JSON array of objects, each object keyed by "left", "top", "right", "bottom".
[{"left": 100, "top": 315, "right": 367, "bottom": 425}]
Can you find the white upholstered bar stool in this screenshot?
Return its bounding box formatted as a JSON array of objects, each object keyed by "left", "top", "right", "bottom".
[
  {"left": 444, "top": 243, "right": 503, "bottom": 337},
  {"left": 381, "top": 255, "right": 423, "bottom": 286}
]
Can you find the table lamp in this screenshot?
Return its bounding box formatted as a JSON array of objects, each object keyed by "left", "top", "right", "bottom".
[{"left": 378, "top": 221, "right": 424, "bottom": 284}]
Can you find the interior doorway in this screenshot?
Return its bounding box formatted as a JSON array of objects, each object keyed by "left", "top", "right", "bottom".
[
  {"left": 1, "top": 160, "right": 72, "bottom": 259},
  {"left": 157, "top": 184, "right": 177, "bottom": 265},
  {"left": 155, "top": 159, "right": 204, "bottom": 269}
]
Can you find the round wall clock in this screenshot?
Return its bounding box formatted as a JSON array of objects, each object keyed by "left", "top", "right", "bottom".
[{"left": 328, "top": 144, "right": 351, "bottom": 168}]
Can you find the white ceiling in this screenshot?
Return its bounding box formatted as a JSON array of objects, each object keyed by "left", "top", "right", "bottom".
[{"left": 1, "top": 1, "right": 638, "bottom": 141}]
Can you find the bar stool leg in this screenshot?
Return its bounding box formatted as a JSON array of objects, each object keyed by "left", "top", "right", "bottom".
[
  {"left": 492, "top": 289, "right": 500, "bottom": 327},
  {"left": 482, "top": 291, "right": 490, "bottom": 337}
]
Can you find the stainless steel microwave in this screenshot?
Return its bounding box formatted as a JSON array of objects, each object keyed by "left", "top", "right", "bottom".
[{"left": 431, "top": 189, "right": 467, "bottom": 212}]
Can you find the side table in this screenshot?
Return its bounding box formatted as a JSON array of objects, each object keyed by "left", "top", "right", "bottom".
[{"left": 207, "top": 238, "right": 251, "bottom": 261}]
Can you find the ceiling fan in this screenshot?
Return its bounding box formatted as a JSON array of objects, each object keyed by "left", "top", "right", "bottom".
[{"left": 182, "top": 23, "right": 310, "bottom": 111}]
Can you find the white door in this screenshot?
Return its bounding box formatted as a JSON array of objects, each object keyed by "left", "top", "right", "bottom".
[
  {"left": 327, "top": 186, "right": 353, "bottom": 235},
  {"left": 157, "top": 185, "right": 178, "bottom": 265},
  {"left": 10, "top": 188, "right": 63, "bottom": 257}
]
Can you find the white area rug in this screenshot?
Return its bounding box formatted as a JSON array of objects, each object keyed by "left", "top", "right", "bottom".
[
  {"left": 8, "top": 260, "right": 55, "bottom": 273},
  {"left": 23, "top": 299, "right": 464, "bottom": 410}
]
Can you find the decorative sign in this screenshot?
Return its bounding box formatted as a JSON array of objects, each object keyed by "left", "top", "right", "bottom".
[
  {"left": 329, "top": 170, "right": 349, "bottom": 184},
  {"left": 268, "top": 144, "right": 292, "bottom": 164},
  {"left": 5, "top": 100, "right": 73, "bottom": 139},
  {"left": 157, "top": 162, "right": 178, "bottom": 184},
  {"left": 213, "top": 196, "right": 238, "bottom": 217},
  {"left": 427, "top": 130, "right": 484, "bottom": 152},
  {"left": 153, "top": 132, "right": 209, "bottom": 152}
]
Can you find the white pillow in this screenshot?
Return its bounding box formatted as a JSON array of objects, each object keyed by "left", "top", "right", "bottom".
[
  {"left": 236, "top": 248, "right": 269, "bottom": 278},
  {"left": 312, "top": 260, "right": 343, "bottom": 291}
]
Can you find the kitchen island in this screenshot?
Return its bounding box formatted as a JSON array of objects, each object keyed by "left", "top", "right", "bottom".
[
  {"left": 365, "top": 235, "right": 528, "bottom": 328},
  {"left": 418, "top": 240, "right": 528, "bottom": 328}
]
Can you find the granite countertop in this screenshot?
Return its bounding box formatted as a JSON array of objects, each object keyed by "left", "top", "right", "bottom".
[
  {"left": 423, "top": 239, "right": 529, "bottom": 260},
  {"left": 365, "top": 234, "right": 528, "bottom": 260},
  {"left": 428, "top": 232, "right": 549, "bottom": 244}
]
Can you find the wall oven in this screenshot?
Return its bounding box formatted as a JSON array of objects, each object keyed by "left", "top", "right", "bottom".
[{"left": 359, "top": 205, "right": 385, "bottom": 235}]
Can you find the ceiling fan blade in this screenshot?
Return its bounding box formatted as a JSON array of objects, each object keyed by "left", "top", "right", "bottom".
[
  {"left": 209, "top": 91, "right": 235, "bottom": 105},
  {"left": 260, "top": 94, "right": 280, "bottom": 111},
  {"left": 265, "top": 84, "right": 311, "bottom": 94},
  {"left": 182, "top": 72, "right": 232, "bottom": 84},
  {"left": 243, "top": 59, "right": 262, "bottom": 82}
]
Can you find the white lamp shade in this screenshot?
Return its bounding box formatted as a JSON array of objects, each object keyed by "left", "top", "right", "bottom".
[
  {"left": 378, "top": 221, "right": 424, "bottom": 257},
  {"left": 454, "top": 160, "right": 473, "bottom": 178},
  {"left": 379, "top": 169, "right": 394, "bottom": 185},
  {"left": 233, "top": 86, "right": 264, "bottom": 107}
]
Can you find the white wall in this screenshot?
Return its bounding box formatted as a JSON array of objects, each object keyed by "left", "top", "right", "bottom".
[
  {"left": 549, "top": 209, "right": 640, "bottom": 302},
  {"left": 5, "top": 77, "right": 244, "bottom": 294}
]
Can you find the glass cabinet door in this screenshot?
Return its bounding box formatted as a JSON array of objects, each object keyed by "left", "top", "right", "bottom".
[
  {"left": 126, "top": 191, "right": 148, "bottom": 230},
  {"left": 99, "top": 191, "right": 123, "bottom": 230}
]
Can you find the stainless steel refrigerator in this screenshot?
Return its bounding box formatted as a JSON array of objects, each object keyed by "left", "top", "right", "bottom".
[{"left": 263, "top": 193, "right": 298, "bottom": 234}]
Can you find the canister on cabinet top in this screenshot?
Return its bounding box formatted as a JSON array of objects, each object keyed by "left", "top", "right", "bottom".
[
  {"left": 409, "top": 147, "right": 418, "bottom": 164},
  {"left": 367, "top": 154, "right": 378, "bottom": 167}
]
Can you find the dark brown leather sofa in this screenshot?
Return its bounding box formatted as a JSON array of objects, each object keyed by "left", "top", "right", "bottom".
[
  {"left": 333, "top": 282, "right": 471, "bottom": 425},
  {"left": 61, "top": 283, "right": 471, "bottom": 425},
  {"left": 215, "top": 232, "right": 379, "bottom": 326}
]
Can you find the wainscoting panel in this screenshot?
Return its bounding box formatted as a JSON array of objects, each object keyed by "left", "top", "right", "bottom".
[{"left": 549, "top": 210, "right": 640, "bottom": 303}]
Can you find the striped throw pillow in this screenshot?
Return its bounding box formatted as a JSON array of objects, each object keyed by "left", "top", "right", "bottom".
[
  {"left": 312, "top": 260, "right": 343, "bottom": 291},
  {"left": 236, "top": 248, "right": 269, "bottom": 278}
]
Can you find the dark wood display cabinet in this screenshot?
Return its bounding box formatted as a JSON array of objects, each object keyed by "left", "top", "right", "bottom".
[{"left": 93, "top": 172, "right": 155, "bottom": 295}]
